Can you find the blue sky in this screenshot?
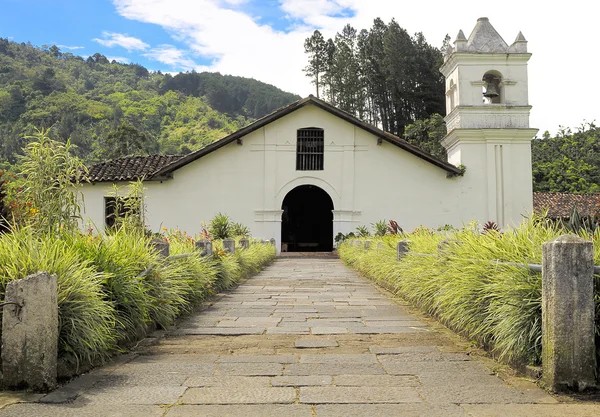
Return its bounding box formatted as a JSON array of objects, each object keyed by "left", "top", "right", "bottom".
[{"left": 0, "top": 0, "right": 599, "bottom": 135}]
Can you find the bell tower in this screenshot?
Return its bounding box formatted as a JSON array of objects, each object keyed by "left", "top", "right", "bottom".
[{"left": 440, "top": 17, "right": 538, "bottom": 228}]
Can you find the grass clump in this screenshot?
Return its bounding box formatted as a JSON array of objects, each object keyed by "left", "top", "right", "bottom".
[{"left": 339, "top": 216, "right": 600, "bottom": 369}]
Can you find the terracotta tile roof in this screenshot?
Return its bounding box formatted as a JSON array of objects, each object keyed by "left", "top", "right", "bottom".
[
  {"left": 533, "top": 192, "right": 600, "bottom": 218},
  {"left": 86, "top": 154, "right": 183, "bottom": 182}
]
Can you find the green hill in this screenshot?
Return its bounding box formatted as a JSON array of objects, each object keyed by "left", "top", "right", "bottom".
[{"left": 0, "top": 38, "right": 300, "bottom": 166}]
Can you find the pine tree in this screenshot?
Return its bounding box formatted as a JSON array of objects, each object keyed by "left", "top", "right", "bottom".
[{"left": 303, "top": 31, "right": 327, "bottom": 98}]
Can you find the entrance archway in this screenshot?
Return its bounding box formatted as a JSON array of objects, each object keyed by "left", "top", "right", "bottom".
[{"left": 281, "top": 185, "right": 333, "bottom": 252}]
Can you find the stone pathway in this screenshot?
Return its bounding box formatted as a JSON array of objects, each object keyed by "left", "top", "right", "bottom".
[{"left": 2, "top": 258, "right": 600, "bottom": 416}]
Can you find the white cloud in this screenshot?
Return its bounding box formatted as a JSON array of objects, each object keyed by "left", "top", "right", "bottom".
[
  {"left": 93, "top": 31, "right": 149, "bottom": 51},
  {"left": 111, "top": 0, "right": 600, "bottom": 135},
  {"left": 107, "top": 56, "right": 131, "bottom": 63},
  {"left": 57, "top": 44, "right": 84, "bottom": 50},
  {"left": 143, "top": 45, "right": 198, "bottom": 70}
]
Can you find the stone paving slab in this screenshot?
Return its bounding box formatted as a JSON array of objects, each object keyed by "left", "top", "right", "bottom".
[
  {"left": 300, "top": 386, "right": 422, "bottom": 403},
  {"left": 184, "top": 376, "right": 272, "bottom": 388},
  {"left": 217, "top": 354, "right": 297, "bottom": 363},
  {"left": 333, "top": 374, "right": 420, "bottom": 387},
  {"left": 311, "top": 326, "right": 348, "bottom": 334},
  {"left": 285, "top": 363, "right": 385, "bottom": 375},
  {"left": 369, "top": 345, "right": 440, "bottom": 354},
  {"left": 315, "top": 404, "right": 470, "bottom": 417},
  {"left": 178, "top": 327, "right": 265, "bottom": 335},
  {"left": 181, "top": 387, "right": 296, "bottom": 404},
  {"left": 299, "top": 353, "right": 378, "bottom": 364},
  {"left": 73, "top": 386, "right": 187, "bottom": 405},
  {"left": 461, "top": 404, "right": 600, "bottom": 416},
  {"left": 266, "top": 327, "right": 310, "bottom": 334},
  {"left": 166, "top": 404, "right": 314, "bottom": 417},
  {"left": 216, "top": 363, "right": 283, "bottom": 376},
  {"left": 0, "top": 404, "right": 166, "bottom": 416},
  {"left": 271, "top": 375, "right": 333, "bottom": 386}
]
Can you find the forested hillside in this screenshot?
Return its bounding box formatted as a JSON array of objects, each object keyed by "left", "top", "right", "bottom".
[{"left": 0, "top": 38, "right": 300, "bottom": 166}]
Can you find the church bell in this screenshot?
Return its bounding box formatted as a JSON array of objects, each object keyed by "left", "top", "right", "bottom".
[{"left": 483, "top": 76, "right": 499, "bottom": 99}]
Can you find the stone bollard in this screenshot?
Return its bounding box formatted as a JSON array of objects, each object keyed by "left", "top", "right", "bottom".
[
  {"left": 269, "top": 238, "right": 276, "bottom": 247},
  {"left": 239, "top": 238, "right": 249, "bottom": 250},
  {"left": 223, "top": 238, "right": 236, "bottom": 254},
  {"left": 397, "top": 240, "right": 411, "bottom": 261},
  {"left": 364, "top": 241, "right": 371, "bottom": 250},
  {"left": 151, "top": 239, "right": 170, "bottom": 257},
  {"left": 541, "top": 235, "right": 596, "bottom": 391},
  {"left": 195, "top": 239, "right": 213, "bottom": 257},
  {"left": 2, "top": 272, "right": 58, "bottom": 391}
]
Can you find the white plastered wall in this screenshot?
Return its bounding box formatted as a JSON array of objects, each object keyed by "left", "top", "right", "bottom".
[{"left": 80, "top": 104, "right": 527, "bottom": 249}]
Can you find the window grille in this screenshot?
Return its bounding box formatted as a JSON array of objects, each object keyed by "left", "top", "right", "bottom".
[{"left": 296, "top": 128, "right": 324, "bottom": 171}]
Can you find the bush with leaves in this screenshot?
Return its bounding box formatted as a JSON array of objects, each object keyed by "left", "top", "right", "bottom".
[
  {"left": 209, "top": 213, "right": 232, "bottom": 239},
  {"left": 372, "top": 220, "right": 388, "bottom": 237},
  {"left": 355, "top": 225, "right": 370, "bottom": 237}
]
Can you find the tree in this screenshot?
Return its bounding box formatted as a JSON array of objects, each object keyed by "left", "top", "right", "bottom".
[
  {"left": 302, "top": 18, "right": 446, "bottom": 136},
  {"left": 532, "top": 123, "right": 600, "bottom": 193},
  {"left": 98, "top": 123, "right": 157, "bottom": 161},
  {"left": 404, "top": 114, "right": 447, "bottom": 160},
  {"left": 303, "top": 31, "right": 327, "bottom": 98}
]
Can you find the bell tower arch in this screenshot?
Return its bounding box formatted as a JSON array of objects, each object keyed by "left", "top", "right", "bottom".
[{"left": 440, "top": 18, "right": 538, "bottom": 228}]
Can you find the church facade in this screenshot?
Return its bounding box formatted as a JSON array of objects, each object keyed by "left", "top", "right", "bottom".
[{"left": 80, "top": 18, "right": 537, "bottom": 252}]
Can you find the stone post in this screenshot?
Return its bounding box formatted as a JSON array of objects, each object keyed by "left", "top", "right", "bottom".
[
  {"left": 541, "top": 235, "right": 596, "bottom": 391},
  {"left": 364, "top": 241, "right": 371, "bottom": 250},
  {"left": 377, "top": 242, "right": 384, "bottom": 250},
  {"left": 195, "top": 239, "right": 213, "bottom": 257},
  {"left": 223, "top": 238, "right": 236, "bottom": 254},
  {"left": 397, "top": 240, "right": 411, "bottom": 261},
  {"left": 2, "top": 272, "right": 58, "bottom": 391},
  {"left": 239, "top": 238, "right": 249, "bottom": 250},
  {"left": 151, "top": 239, "right": 170, "bottom": 257},
  {"left": 269, "top": 238, "right": 276, "bottom": 247}
]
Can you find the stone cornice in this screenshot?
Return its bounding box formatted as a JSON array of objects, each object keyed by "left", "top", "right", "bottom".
[
  {"left": 442, "top": 128, "right": 539, "bottom": 150},
  {"left": 440, "top": 52, "right": 532, "bottom": 76}
]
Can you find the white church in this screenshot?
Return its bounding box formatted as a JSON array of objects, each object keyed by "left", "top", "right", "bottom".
[{"left": 80, "top": 18, "right": 537, "bottom": 252}]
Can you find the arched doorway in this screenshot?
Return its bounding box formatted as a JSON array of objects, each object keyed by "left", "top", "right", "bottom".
[{"left": 281, "top": 185, "right": 333, "bottom": 252}]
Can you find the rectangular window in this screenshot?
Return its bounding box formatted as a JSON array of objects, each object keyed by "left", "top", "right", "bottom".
[
  {"left": 296, "top": 128, "right": 324, "bottom": 171},
  {"left": 105, "top": 196, "right": 140, "bottom": 229}
]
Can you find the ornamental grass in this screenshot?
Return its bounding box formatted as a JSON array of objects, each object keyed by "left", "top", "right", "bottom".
[
  {"left": 0, "top": 226, "right": 276, "bottom": 370},
  {"left": 338, "top": 216, "right": 600, "bottom": 369}
]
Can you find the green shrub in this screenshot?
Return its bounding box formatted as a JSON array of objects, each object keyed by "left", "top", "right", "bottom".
[
  {"left": 231, "top": 222, "right": 250, "bottom": 238},
  {"left": 209, "top": 213, "right": 232, "bottom": 239},
  {"left": 355, "top": 225, "right": 370, "bottom": 237},
  {"left": 372, "top": 220, "right": 388, "bottom": 237},
  {"left": 339, "top": 216, "right": 600, "bottom": 368}
]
